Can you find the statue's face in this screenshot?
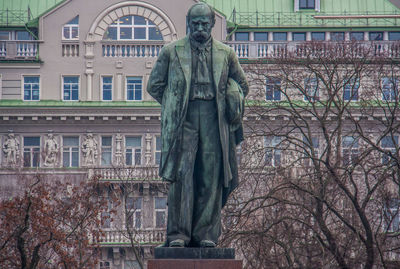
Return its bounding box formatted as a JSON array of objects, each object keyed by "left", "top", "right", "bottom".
[{"left": 188, "top": 5, "right": 214, "bottom": 43}]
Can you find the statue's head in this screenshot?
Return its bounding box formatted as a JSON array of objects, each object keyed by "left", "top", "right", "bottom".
[{"left": 187, "top": 2, "right": 215, "bottom": 43}]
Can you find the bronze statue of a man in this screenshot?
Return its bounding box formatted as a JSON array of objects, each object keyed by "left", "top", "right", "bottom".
[{"left": 147, "top": 2, "right": 248, "bottom": 248}]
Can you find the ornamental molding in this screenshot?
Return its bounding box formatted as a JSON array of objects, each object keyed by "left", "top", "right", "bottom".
[{"left": 87, "top": 1, "right": 178, "bottom": 42}]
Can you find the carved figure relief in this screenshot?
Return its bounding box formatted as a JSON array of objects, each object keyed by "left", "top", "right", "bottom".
[
  {"left": 2, "top": 133, "right": 20, "bottom": 166},
  {"left": 82, "top": 133, "right": 98, "bottom": 166},
  {"left": 44, "top": 133, "right": 59, "bottom": 167}
]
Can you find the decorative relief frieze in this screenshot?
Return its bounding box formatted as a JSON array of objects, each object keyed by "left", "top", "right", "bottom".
[
  {"left": 82, "top": 133, "right": 98, "bottom": 166},
  {"left": 43, "top": 133, "right": 59, "bottom": 167}
]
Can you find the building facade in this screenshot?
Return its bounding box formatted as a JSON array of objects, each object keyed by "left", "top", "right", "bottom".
[{"left": 1, "top": 0, "right": 400, "bottom": 268}]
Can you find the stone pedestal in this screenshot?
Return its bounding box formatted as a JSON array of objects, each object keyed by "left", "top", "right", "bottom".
[{"left": 148, "top": 248, "right": 242, "bottom": 269}]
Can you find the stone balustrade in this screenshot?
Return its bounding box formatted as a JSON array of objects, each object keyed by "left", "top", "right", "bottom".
[
  {"left": 102, "top": 41, "right": 164, "bottom": 58},
  {"left": 0, "top": 40, "right": 39, "bottom": 59},
  {"left": 98, "top": 229, "right": 166, "bottom": 244},
  {"left": 226, "top": 41, "right": 400, "bottom": 59},
  {"left": 89, "top": 166, "right": 160, "bottom": 181}
]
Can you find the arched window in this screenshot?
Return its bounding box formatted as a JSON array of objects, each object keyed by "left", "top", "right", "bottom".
[{"left": 103, "top": 15, "right": 163, "bottom": 41}]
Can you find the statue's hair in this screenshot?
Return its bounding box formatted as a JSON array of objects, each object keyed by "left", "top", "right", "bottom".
[{"left": 187, "top": 2, "right": 216, "bottom": 24}]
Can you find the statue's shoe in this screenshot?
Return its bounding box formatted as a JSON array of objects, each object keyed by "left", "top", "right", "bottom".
[
  {"left": 199, "top": 240, "right": 216, "bottom": 248},
  {"left": 169, "top": 239, "right": 185, "bottom": 247}
]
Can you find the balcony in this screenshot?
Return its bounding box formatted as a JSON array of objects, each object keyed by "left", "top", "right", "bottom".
[
  {"left": 226, "top": 41, "right": 400, "bottom": 59},
  {"left": 0, "top": 40, "right": 40, "bottom": 60},
  {"left": 102, "top": 41, "right": 164, "bottom": 58},
  {"left": 89, "top": 166, "right": 160, "bottom": 182},
  {"left": 98, "top": 229, "right": 166, "bottom": 245}
]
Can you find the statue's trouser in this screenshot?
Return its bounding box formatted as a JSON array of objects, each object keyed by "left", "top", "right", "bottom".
[{"left": 166, "top": 99, "right": 223, "bottom": 247}]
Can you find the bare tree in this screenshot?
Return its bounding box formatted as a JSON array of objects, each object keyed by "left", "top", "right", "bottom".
[
  {"left": 221, "top": 42, "right": 400, "bottom": 269},
  {"left": 0, "top": 174, "right": 107, "bottom": 269}
]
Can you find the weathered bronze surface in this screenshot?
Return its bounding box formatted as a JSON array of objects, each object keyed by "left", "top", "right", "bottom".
[{"left": 147, "top": 2, "right": 248, "bottom": 248}]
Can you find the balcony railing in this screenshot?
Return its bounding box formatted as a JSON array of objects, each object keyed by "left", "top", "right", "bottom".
[
  {"left": 0, "top": 40, "right": 39, "bottom": 59},
  {"left": 98, "top": 229, "right": 166, "bottom": 245},
  {"left": 89, "top": 166, "right": 160, "bottom": 181},
  {"left": 226, "top": 41, "right": 400, "bottom": 59},
  {"left": 102, "top": 41, "right": 164, "bottom": 58}
]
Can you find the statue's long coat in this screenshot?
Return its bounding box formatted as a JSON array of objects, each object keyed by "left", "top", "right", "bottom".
[{"left": 147, "top": 36, "right": 249, "bottom": 206}]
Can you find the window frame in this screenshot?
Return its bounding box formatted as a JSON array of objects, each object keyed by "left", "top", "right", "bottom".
[
  {"left": 343, "top": 78, "right": 360, "bottom": 101},
  {"left": 264, "top": 136, "right": 282, "bottom": 167},
  {"left": 125, "top": 76, "right": 143, "bottom": 101},
  {"left": 101, "top": 136, "right": 113, "bottom": 167},
  {"left": 154, "top": 197, "right": 167, "bottom": 228},
  {"left": 265, "top": 77, "right": 281, "bottom": 101},
  {"left": 62, "top": 16, "right": 79, "bottom": 40},
  {"left": 23, "top": 136, "right": 41, "bottom": 168},
  {"left": 381, "top": 77, "right": 398, "bottom": 101},
  {"left": 62, "top": 136, "right": 80, "bottom": 168},
  {"left": 21, "top": 75, "right": 40, "bottom": 101},
  {"left": 61, "top": 75, "right": 80, "bottom": 101},
  {"left": 125, "top": 136, "right": 143, "bottom": 166},
  {"left": 104, "top": 15, "right": 163, "bottom": 41},
  {"left": 101, "top": 75, "right": 113, "bottom": 101}
]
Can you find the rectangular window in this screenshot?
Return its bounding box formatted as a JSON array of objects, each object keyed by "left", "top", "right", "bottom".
[
  {"left": 154, "top": 197, "right": 167, "bottom": 228},
  {"left": 381, "top": 136, "right": 398, "bottom": 165},
  {"left": 385, "top": 199, "right": 400, "bottom": 233},
  {"left": 293, "top": 32, "right": 306, "bottom": 41},
  {"left": 342, "top": 136, "right": 359, "bottom": 165},
  {"left": 382, "top": 77, "right": 398, "bottom": 101},
  {"left": 254, "top": 32, "right": 268, "bottom": 41},
  {"left": 126, "top": 197, "right": 142, "bottom": 229},
  {"left": 350, "top": 32, "right": 364, "bottom": 41},
  {"left": 101, "top": 198, "right": 113, "bottom": 229},
  {"left": 343, "top": 78, "right": 359, "bottom": 101},
  {"left": 266, "top": 78, "right": 281, "bottom": 101},
  {"left": 369, "top": 32, "right": 383, "bottom": 41},
  {"left": 155, "top": 136, "right": 161, "bottom": 165},
  {"left": 125, "top": 136, "right": 142, "bottom": 166},
  {"left": 299, "top": 0, "right": 315, "bottom": 9},
  {"left": 389, "top": 32, "right": 400, "bottom": 41},
  {"left": 16, "top": 31, "right": 32, "bottom": 40},
  {"left": 126, "top": 77, "right": 142, "bottom": 101},
  {"left": 102, "top": 76, "right": 112, "bottom": 101},
  {"left": 235, "top": 32, "right": 249, "bottom": 41},
  {"left": 303, "top": 136, "right": 319, "bottom": 166},
  {"left": 264, "top": 136, "right": 281, "bottom": 167},
  {"left": 0, "top": 31, "right": 10, "bottom": 40},
  {"left": 331, "top": 32, "right": 345, "bottom": 41},
  {"left": 63, "top": 136, "right": 79, "bottom": 167},
  {"left": 63, "top": 76, "right": 79, "bottom": 101},
  {"left": 101, "top": 136, "right": 112, "bottom": 166},
  {"left": 23, "top": 137, "right": 40, "bottom": 167},
  {"left": 63, "top": 16, "right": 79, "bottom": 40},
  {"left": 304, "top": 78, "right": 319, "bottom": 101},
  {"left": 273, "top": 32, "right": 287, "bottom": 41},
  {"left": 311, "top": 32, "right": 325, "bottom": 41},
  {"left": 23, "top": 76, "right": 40, "bottom": 101}
]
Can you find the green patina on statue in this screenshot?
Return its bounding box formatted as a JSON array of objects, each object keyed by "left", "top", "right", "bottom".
[{"left": 147, "top": 2, "right": 248, "bottom": 248}]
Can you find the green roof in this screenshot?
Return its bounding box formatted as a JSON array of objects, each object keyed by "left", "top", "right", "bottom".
[
  {"left": 204, "top": 0, "right": 400, "bottom": 28},
  {"left": 0, "top": 0, "right": 64, "bottom": 26}
]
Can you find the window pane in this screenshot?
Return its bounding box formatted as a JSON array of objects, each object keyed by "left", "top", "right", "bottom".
[
  {"left": 350, "top": 32, "right": 364, "bottom": 41},
  {"left": 102, "top": 152, "right": 112, "bottom": 166},
  {"left": 71, "top": 27, "right": 78, "bottom": 39},
  {"left": 156, "top": 136, "right": 161, "bottom": 150},
  {"left": 293, "top": 32, "right": 306, "bottom": 41},
  {"left": 155, "top": 197, "right": 167, "bottom": 209},
  {"left": 389, "top": 32, "right": 400, "bottom": 41},
  {"left": 72, "top": 152, "right": 79, "bottom": 167},
  {"left": 63, "top": 27, "right": 70, "bottom": 39},
  {"left": 126, "top": 137, "right": 141, "bottom": 147},
  {"left": 120, "top": 16, "right": 132, "bottom": 25},
  {"left": 24, "top": 137, "right": 40, "bottom": 146},
  {"left": 273, "top": 32, "right": 287, "bottom": 41},
  {"left": 64, "top": 76, "right": 78, "bottom": 83},
  {"left": 235, "top": 32, "right": 249, "bottom": 41},
  {"left": 369, "top": 32, "right": 383, "bottom": 41},
  {"left": 254, "top": 32, "right": 268, "bottom": 41},
  {"left": 311, "top": 32, "right": 325, "bottom": 41},
  {"left": 134, "top": 28, "right": 146, "bottom": 39},
  {"left": 102, "top": 136, "right": 112, "bottom": 146},
  {"left": 63, "top": 136, "right": 79, "bottom": 146},
  {"left": 16, "top": 31, "right": 31, "bottom": 40},
  {"left": 120, "top": 28, "right": 132, "bottom": 39},
  {"left": 103, "top": 77, "right": 112, "bottom": 84},
  {"left": 331, "top": 32, "right": 344, "bottom": 41},
  {"left": 0, "top": 31, "right": 10, "bottom": 40},
  {"left": 156, "top": 212, "right": 166, "bottom": 228},
  {"left": 134, "top": 16, "right": 146, "bottom": 25},
  {"left": 149, "top": 27, "right": 163, "bottom": 40},
  {"left": 104, "top": 27, "right": 117, "bottom": 40}
]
